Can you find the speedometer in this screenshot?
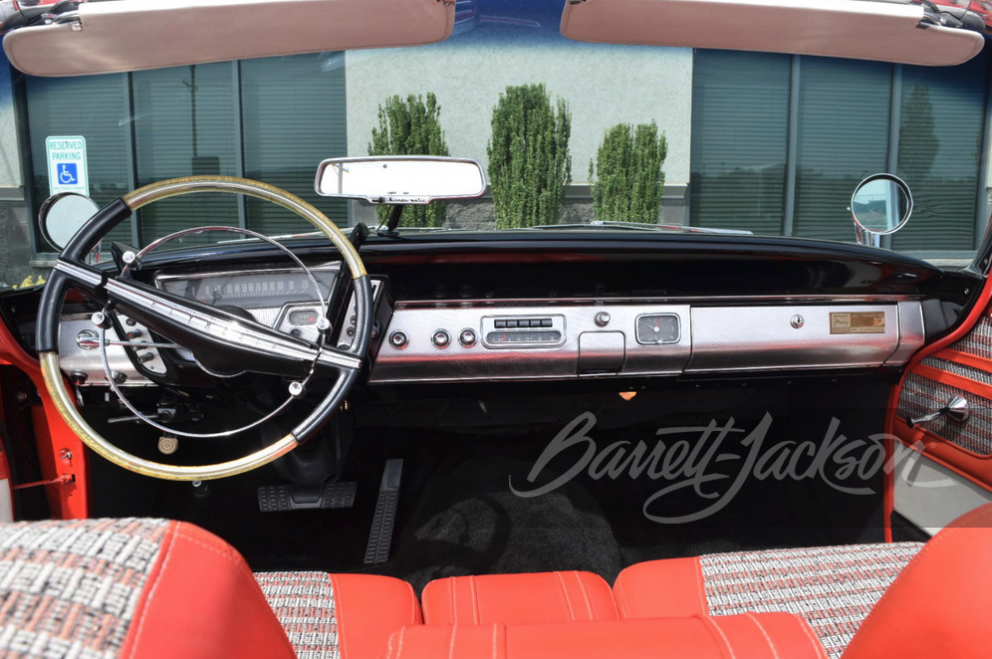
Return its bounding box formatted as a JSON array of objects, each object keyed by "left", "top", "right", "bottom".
[{"left": 158, "top": 267, "right": 337, "bottom": 309}]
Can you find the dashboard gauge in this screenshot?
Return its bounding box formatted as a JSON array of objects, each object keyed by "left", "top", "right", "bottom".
[
  {"left": 288, "top": 308, "right": 320, "bottom": 326},
  {"left": 635, "top": 313, "right": 680, "bottom": 345},
  {"left": 158, "top": 268, "right": 337, "bottom": 310}
]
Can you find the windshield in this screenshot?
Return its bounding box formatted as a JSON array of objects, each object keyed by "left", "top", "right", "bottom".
[{"left": 5, "top": 0, "right": 991, "bottom": 273}]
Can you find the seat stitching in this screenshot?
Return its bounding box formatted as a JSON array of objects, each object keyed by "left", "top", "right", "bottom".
[
  {"left": 572, "top": 572, "right": 595, "bottom": 620},
  {"left": 746, "top": 613, "right": 780, "bottom": 659},
  {"left": 451, "top": 577, "right": 458, "bottom": 625},
  {"left": 331, "top": 574, "right": 350, "bottom": 659},
  {"left": 492, "top": 623, "right": 498, "bottom": 659},
  {"left": 470, "top": 576, "right": 481, "bottom": 625},
  {"left": 794, "top": 617, "right": 828, "bottom": 659},
  {"left": 397, "top": 626, "right": 407, "bottom": 659},
  {"left": 386, "top": 630, "right": 396, "bottom": 659},
  {"left": 696, "top": 614, "right": 736, "bottom": 659},
  {"left": 555, "top": 572, "right": 576, "bottom": 621},
  {"left": 175, "top": 530, "right": 256, "bottom": 582},
  {"left": 447, "top": 622, "right": 458, "bottom": 659},
  {"left": 694, "top": 556, "right": 710, "bottom": 615},
  {"left": 614, "top": 572, "right": 631, "bottom": 618},
  {"left": 124, "top": 521, "right": 179, "bottom": 659},
  {"left": 422, "top": 582, "right": 433, "bottom": 625}
]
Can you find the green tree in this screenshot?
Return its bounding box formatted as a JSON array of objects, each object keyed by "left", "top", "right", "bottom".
[
  {"left": 589, "top": 122, "right": 668, "bottom": 223},
  {"left": 369, "top": 92, "right": 449, "bottom": 228},
  {"left": 487, "top": 84, "right": 571, "bottom": 228}
]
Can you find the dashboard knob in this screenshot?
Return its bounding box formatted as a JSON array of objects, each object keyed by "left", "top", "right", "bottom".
[
  {"left": 459, "top": 329, "right": 477, "bottom": 347},
  {"left": 595, "top": 311, "right": 611, "bottom": 327},
  {"left": 432, "top": 330, "right": 451, "bottom": 348},
  {"left": 389, "top": 331, "right": 408, "bottom": 349},
  {"left": 76, "top": 329, "right": 100, "bottom": 350}
]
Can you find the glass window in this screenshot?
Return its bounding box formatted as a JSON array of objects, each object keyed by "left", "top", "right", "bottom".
[
  {"left": 25, "top": 74, "right": 132, "bottom": 247},
  {"left": 241, "top": 55, "right": 348, "bottom": 235},
  {"left": 690, "top": 51, "right": 791, "bottom": 235},
  {"left": 132, "top": 63, "right": 240, "bottom": 246},
  {"left": 893, "top": 54, "right": 990, "bottom": 254},
  {"left": 792, "top": 58, "right": 892, "bottom": 243}
]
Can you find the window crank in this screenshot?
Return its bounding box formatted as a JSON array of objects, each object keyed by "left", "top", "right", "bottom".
[{"left": 907, "top": 395, "right": 970, "bottom": 429}]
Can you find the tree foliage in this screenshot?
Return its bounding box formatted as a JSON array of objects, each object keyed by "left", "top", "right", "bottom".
[
  {"left": 487, "top": 84, "right": 572, "bottom": 228},
  {"left": 589, "top": 122, "right": 668, "bottom": 223},
  {"left": 369, "top": 92, "right": 449, "bottom": 228}
]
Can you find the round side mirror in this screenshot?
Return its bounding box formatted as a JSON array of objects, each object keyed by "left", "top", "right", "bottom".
[
  {"left": 850, "top": 174, "right": 913, "bottom": 244},
  {"left": 39, "top": 193, "right": 100, "bottom": 251}
]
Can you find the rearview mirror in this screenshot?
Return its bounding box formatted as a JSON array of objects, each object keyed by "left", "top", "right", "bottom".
[
  {"left": 314, "top": 156, "right": 486, "bottom": 204},
  {"left": 850, "top": 174, "right": 913, "bottom": 247},
  {"left": 39, "top": 193, "right": 100, "bottom": 251}
]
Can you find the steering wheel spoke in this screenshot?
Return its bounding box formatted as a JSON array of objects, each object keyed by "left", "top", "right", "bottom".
[{"left": 38, "top": 176, "right": 373, "bottom": 480}]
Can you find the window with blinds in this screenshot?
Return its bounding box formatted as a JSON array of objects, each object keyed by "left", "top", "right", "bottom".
[
  {"left": 24, "top": 53, "right": 349, "bottom": 254},
  {"left": 792, "top": 58, "right": 892, "bottom": 243},
  {"left": 25, "top": 74, "right": 133, "bottom": 247},
  {"left": 241, "top": 55, "right": 349, "bottom": 236},
  {"left": 689, "top": 51, "right": 791, "bottom": 235},
  {"left": 132, "top": 63, "right": 240, "bottom": 246},
  {"left": 691, "top": 49, "right": 990, "bottom": 254},
  {"left": 892, "top": 54, "right": 990, "bottom": 253}
]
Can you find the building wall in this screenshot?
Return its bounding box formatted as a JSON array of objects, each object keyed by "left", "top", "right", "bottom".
[{"left": 344, "top": 38, "right": 694, "bottom": 186}]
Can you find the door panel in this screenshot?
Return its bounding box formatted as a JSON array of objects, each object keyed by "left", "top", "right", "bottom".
[{"left": 891, "top": 302, "right": 992, "bottom": 533}]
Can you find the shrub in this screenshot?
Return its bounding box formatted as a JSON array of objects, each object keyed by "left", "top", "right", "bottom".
[
  {"left": 589, "top": 122, "right": 667, "bottom": 223},
  {"left": 368, "top": 92, "right": 449, "bottom": 228},
  {"left": 487, "top": 84, "right": 571, "bottom": 228}
]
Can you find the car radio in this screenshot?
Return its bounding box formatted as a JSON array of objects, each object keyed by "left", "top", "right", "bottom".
[{"left": 481, "top": 315, "right": 566, "bottom": 348}]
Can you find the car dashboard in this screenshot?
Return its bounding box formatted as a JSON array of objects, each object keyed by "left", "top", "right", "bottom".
[{"left": 42, "top": 231, "right": 977, "bottom": 390}]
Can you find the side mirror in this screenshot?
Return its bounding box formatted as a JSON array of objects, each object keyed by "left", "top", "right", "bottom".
[
  {"left": 314, "top": 156, "right": 486, "bottom": 204},
  {"left": 39, "top": 192, "right": 99, "bottom": 251},
  {"left": 850, "top": 174, "right": 913, "bottom": 247}
]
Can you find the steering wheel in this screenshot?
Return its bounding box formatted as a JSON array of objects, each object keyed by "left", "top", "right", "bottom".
[{"left": 36, "top": 176, "right": 373, "bottom": 481}]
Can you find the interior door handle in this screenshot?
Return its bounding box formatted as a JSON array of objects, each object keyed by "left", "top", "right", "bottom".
[{"left": 907, "top": 395, "right": 970, "bottom": 429}]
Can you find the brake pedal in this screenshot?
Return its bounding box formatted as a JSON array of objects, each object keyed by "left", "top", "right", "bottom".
[
  {"left": 257, "top": 481, "right": 356, "bottom": 512},
  {"left": 364, "top": 459, "right": 403, "bottom": 564}
]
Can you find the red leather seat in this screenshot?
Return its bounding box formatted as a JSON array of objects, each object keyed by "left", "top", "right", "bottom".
[
  {"left": 842, "top": 503, "right": 992, "bottom": 659},
  {"left": 421, "top": 571, "right": 618, "bottom": 625},
  {"left": 613, "top": 542, "right": 922, "bottom": 658},
  {"left": 0, "top": 518, "right": 421, "bottom": 659},
  {"left": 382, "top": 614, "right": 828, "bottom": 659}
]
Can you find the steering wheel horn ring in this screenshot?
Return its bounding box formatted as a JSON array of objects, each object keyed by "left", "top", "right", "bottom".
[{"left": 37, "top": 176, "right": 373, "bottom": 481}]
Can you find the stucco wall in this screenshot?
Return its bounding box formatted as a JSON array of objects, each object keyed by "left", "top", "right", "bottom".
[{"left": 345, "top": 36, "right": 693, "bottom": 186}]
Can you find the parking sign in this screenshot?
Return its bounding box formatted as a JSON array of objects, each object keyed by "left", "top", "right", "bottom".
[{"left": 46, "top": 136, "right": 89, "bottom": 196}]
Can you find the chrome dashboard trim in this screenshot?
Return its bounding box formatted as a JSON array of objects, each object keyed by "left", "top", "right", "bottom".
[
  {"left": 370, "top": 303, "right": 692, "bottom": 383},
  {"left": 885, "top": 301, "right": 927, "bottom": 366},
  {"left": 370, "top": 300, "right": 924, "bottom": 384},
  {"left": 685, "top": 305, "right": 902, "bottom": 373}
]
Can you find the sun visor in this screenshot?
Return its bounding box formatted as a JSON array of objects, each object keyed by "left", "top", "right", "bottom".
[
  {"left": 561, "top": 0, "right": 984, "bottom": 67},
  {"left": 3, "top": 0, "right": 455, "bottom": 77}
]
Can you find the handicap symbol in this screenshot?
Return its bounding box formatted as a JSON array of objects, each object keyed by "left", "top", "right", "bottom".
[{"left": 58, "top": 163, "right": 78, "bottom": 185}]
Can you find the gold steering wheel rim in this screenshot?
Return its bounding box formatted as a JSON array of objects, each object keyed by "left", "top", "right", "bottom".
[{"left": 40, "top": 176, "right": 367, "bottom": 481}]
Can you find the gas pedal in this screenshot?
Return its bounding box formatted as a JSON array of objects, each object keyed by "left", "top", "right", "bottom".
[
  {"left": 364, "top": 459, "right": 403, "bottom": 564},
  {"left": 257, "top": 481, "right": 356, "bottom": 512}
]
